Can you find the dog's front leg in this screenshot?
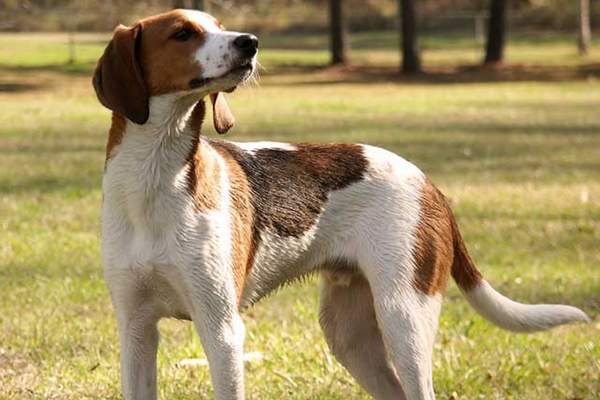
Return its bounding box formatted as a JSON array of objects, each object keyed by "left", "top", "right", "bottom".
[
  {"left": 109, "top": 281, "right": 160, "bottom": 400},
  {"left": 197, "top": 312, "right": 245, "bottom": 399},
  {"left": 187, "top": 268, "right": 246, "bottom": 399}
]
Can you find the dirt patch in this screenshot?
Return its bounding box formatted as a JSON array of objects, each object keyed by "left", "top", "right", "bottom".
[{"left": 0, "top": 347, "right": 40, "bottom": 398}]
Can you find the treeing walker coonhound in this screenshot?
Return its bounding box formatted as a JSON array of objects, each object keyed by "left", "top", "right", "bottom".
[{"left": 92, "top": 9, "right": 590, "bottom": 400}]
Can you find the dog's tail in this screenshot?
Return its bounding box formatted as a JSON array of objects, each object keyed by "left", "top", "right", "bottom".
[{"left": 449, "top": 212, "right": 590, "bottom": 332}]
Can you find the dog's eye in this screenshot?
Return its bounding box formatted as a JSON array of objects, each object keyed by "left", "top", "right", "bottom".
[{"left": 172, "top": 28, "right": 194, "bottom": 41}]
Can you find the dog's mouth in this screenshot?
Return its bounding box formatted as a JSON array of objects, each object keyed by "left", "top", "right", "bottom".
[{"left": 189, "top": 60, "right": 255, "bottom": 92}]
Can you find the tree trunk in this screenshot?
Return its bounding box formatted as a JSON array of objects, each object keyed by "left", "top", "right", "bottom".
[
  {"left": 192, "top": 0, "right": 204, "bottom": 10},
  {"left": 484, "top": 0, "right": 507, "bottom": 64},
  {"left": 578, "top": 0, "right": 591, "bottom": 55},
  {"left": 329, "top": 0, "right": 348, "bottom": 65},
  {"left": 173, "top": 0, "right": 187, "bottom": 9},
  {"left": 399, "top": 0, "right": 421, "bottom": 74}
]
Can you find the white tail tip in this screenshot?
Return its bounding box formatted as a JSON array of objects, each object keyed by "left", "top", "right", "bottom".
[{"left": 464, "top": 280, "right": 590, "bottom": 332}]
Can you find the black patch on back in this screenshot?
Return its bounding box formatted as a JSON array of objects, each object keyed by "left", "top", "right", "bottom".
[{"left": 211, "top": 141, "right": 367, "bottom": 238}]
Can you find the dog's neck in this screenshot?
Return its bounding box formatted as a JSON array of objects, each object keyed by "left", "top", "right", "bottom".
[
  {"left": 104, "top": 93, "right": 209, "bottom": 198},
  {"left": 106, "top": 92, "right": 208, "bottom": 159},
  {"left": 129, "top": 93, "right": 206, "bottom": 138}
]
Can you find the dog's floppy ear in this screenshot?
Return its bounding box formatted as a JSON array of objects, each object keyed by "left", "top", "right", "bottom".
[
  {"left": 93, "top": 24, "right": 149, "bottom": 125},
  {"left": 210, "top": 92, "right": 235, "bottom": 134}
]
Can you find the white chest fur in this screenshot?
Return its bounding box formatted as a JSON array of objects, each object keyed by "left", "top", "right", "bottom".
[
  {"left": 99, "top": 114, "right": 236, "bottom": 321},
  {"left": 102, "top": 126, "right": 193, "bottom": 265}
]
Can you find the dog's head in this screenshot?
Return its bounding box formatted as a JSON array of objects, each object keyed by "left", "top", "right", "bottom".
[{"left": 93, "top": 9, "right": 258, "bottom": 133}]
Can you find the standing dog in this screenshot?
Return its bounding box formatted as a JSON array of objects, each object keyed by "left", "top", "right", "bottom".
[{"left": 93, "top": 9, "right": 589, "bottom": 400}]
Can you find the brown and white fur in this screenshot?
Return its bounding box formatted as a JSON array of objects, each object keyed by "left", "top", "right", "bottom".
[{"left": 93, "top": 9, "right": 590, "bottom": 400}]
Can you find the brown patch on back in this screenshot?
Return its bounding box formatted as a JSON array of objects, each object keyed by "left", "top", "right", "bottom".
[
  {"left": 105, "top": 112, "right": 127, "bottom": 166},
  {"left": 413, "top": 179, "right": 455, "bottom": 294},
  {"left": 449, "top": 209, "right": 483, "bottom": 292},
  {"left": 214, "top": 147, "right": 255, "bottom": 300},
  {"left": 413, "top": 179, "right": 483, "bottom": 294},
  {"left": 189, "top": 100, "right": 206, "bottom": 136},
  {"left": 211, "top": 142, "right": 368, "bottom": 237},
  {"left": 189, "top": 106, "right": 254, "bottom": 299},
  {"left": 209, "top": 141, "right": 368, "bottom": 297},
  {"left": 186, "top": 102, "right": 221, "bottom": 211}
]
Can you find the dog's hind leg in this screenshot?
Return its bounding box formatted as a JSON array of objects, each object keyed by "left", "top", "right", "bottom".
[
  {"left": 319, "top": 271, "right": 407, "bottom": 400},
  {"left": 365, "top": 268, "right": 442, "bottom": 400}
]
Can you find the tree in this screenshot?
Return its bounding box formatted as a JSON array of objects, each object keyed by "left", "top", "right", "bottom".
[
  {"left": 192, "top": 0, "right": 204, "bottom": 10},
  {"left": 173, "top": 0, "right": 203, "bottom": 9},
  {"left": 398, "top": 0, "right": 420, "bottom": 74},
  {"left": 578, "top": 0, "right": 591, "bottom": 55},
  {"left": 484, "top": 0, "right": 507, "bottom": 65},
  {"left": 329, "top": 0, "right": 348, "bottom": 65}
]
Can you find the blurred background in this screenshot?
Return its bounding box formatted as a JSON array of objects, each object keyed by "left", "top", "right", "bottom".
[
  {"left": 2, "top": 1, "right": 600, "bottom": 70},
  {"left": 1, "top": 1, "right": 599, "bottom": 399}
]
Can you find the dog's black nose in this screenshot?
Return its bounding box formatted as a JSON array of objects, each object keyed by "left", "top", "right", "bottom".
[{"left": 233, "top": 34, "right": 258, "bottom": 56}]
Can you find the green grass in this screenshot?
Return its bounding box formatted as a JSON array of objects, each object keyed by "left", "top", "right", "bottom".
[{"left": 1, "top": 31, "right": 599, "bottom": 399}]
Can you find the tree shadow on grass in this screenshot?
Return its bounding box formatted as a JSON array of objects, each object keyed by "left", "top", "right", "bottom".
[
  {"left": 0, "top": 82, "right": 46, "bottom": 93},
  {"left": 4, "top": 59, "right": 600, "bottom": 89},
  {"left": 263, "top": 63, "right": 600, "bottom": 86},
  {"left": 0, "top": 175, "right": 100, "bottom": 196},
  {"left": 253, "top": 118, "right": 600, "bottom": 140},
  {"left": 0, "top": 62, "right": 96, "bottom": 94},
  {"left": 0, "top": 61, "right": 96, "bottom": 77},
  {"left": 0, "top": 143, "right": 103, "bottom": 155}
]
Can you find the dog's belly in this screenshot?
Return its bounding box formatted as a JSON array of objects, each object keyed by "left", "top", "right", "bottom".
[
  {"left": 238, "top": 182, "right": 374, "bottom": 308},
  {"left": 239, "top": 227, "right": 322, "bottom": 307}
]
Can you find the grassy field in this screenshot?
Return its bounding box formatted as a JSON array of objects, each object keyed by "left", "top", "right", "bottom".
[{"left": 1, "top": 31, "right": 599, "bottom": 399}]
